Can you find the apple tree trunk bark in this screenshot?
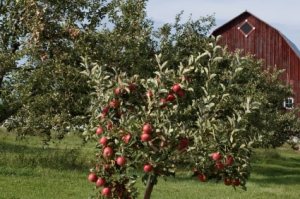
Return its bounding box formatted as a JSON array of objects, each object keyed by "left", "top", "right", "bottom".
[{"left": 143, "top": 174, "right": 156, "bottom": 199}]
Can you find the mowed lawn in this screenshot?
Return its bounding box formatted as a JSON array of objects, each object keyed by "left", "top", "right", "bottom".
[{"left": 0, "top": 128, "right": 299, "bottom": 199}]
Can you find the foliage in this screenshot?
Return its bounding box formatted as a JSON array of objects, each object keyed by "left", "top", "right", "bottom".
[
  {"left": 155, "top": 11, "right": 215, "bottom": 67},
  {"left": 212, "top": 53, "right": 300, "bottom": 148},
  {"left": 0, "top": 0, "right": 215, "bottom": 142},
  {"left": 0, "top": 0, "right": 161, "bottom": 140},
  {"left": 0, "top": 0, "right": 113, "bottom": 139},
  {"left": 0, "top": 0, "right": 298, "bottom": 147},
  {"left": 81, "top": 35, "right": 298, "bottom": 198}
]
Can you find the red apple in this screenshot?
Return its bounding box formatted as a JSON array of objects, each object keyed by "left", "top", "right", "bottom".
[
  {"left": 232, "top": 179, "right": 240, "bottom": 186},
  {"left": 211, "top": 152, "right": 222, "bottom": 161},
  {"left": 99, "top": 137, "right": 108, "bottom": 146},
  {"left": 142, "top": 123, "right": 153, "bottom": 134},
  {"left": 178, "top": 138, "right": 189, "bottom": 151},
  {"left": 166, "top": 93, "right": 176, "bottom": 102},
  {"left": 96, "top": 177, "right": 106, "bottom": 187},
  {"left": 103, "top": 106, "right": 110, "bottom": 113},
  {"left": 143, "top": 164, "right": 153, "bottom": 173},
  {"left": 225, "top": 155, "right": 234, "bottom": 166},
  {"left": 215, "top": 161, "right": 224, "bottom": 170},
  {"left": 160, "top": 98, "right": 167, "bottom": 106},
  {"left": 122, "top": 134, "right": 131, "bottom": 144},
  {"left": 128, "top": 83, "right": 137, "bottom": 92},
  {"left": 197, "top": 173, "right": 207, "bottom": 182},
  {"left": 109, "top": 99, "right": 120, "bottom": 109},
  {"left": 224, "top": 178, "right": 232, "bottom": 186},
  {"left": 103, "top": 164, "right": 110, "bottom": 171},
  {"left": 102, "top": 187, "right": 111, "bottom": 197},
  {"left": 141, "top": 133, "right": 151, "bottom": 142},
  {"left": 101, "top": 106, "right": 110, "bottom": 118},
  {"left": 114, "top": 87, "right": 122, "bottom": 95},
  {"left": 172, "top": 83, "right": 182, "bottom": 93},
  {"left": 88, "top": 173, "right": 98, "bottom": 183},
  {"left": 96, "top": 127, "right": 104, "bottom": 135},
  {"left": 116, "top": 156, "right": 126, "bottom": 166},
  {"left": 103, "top": 147, "right": 113, "bottom": 158},
  {"left": 176, "top": 89, "right": 185, "bottom": 97}
]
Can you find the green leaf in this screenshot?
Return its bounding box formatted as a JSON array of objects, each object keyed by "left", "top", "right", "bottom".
[
  {"left": 213, "top": 57, "right": 223, "bottom": 63},
  {"left": 235, "top": 67, "right": 243, "bottom": 73},
  {"left": 161, "top": 61, "right": 168, "bottom": 70},
  {"left": 210, "top": 74, "right": 217, "bottom": 80},
  {"left": 80, "top": 71, "right": 89, "bottom": 76}
]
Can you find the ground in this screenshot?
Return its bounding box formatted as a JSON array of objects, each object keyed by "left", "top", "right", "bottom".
[{"left": 0, "top": 128, "right": 299, "bottom": 199}]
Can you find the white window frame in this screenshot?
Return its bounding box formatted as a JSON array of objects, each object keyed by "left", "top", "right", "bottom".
[
  {"left": 283, "top": 97, "right": 294, "bottom": 109},
  {"left": 237, "top": 19, "right": 255, "bottom": 38}
]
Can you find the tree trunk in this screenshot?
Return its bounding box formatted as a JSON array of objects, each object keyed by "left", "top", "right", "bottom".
[
  {"left": 144, "top": 174, "right": 156, "bottom": 199},
  {"left": 0, "top": 68, "right": 4, "bottom": 89},
  {"left": 0, "top": 107, "right": 16, "bottom": 124}
]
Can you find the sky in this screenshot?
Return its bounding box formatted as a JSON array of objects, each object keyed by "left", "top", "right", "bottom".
[{"left": 147, "top": 0, "right": 300, "bottom": 49}]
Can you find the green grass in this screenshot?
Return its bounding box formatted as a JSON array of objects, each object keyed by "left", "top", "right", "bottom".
[{"left": 0, "top": 128, "right": 300, "bottom": 199}]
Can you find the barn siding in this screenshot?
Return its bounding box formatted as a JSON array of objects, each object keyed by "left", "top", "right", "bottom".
[{"left": 213, "top": 11, "right": 300, "bottom": 106}]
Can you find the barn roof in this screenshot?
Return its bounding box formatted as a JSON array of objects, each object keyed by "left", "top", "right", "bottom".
[{"left": 212, "top": 11, "right": 300, "bottom": 59}]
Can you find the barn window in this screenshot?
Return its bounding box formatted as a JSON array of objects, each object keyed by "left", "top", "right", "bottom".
[
  {"left": 238, "top": 20, "right": 255, "bottom": 37},
  {"left": 283, "top": 97, "right": 294, "bottom": 109}
]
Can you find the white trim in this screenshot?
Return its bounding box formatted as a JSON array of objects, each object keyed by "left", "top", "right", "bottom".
[
  {"left": 238, "top": 20, "right": 255, "bottom": 38},
  {"left": 283, "top": 97, "right": 294, "bottom": 109}
]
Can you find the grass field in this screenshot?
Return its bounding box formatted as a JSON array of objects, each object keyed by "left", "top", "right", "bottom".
[{"left": 0, "top": 127, "right": 300, "bottom": 199}]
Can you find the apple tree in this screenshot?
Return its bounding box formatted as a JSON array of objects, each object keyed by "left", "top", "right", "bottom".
[{"left": 83, "top": 37, "right": 273, "bottom": 198}]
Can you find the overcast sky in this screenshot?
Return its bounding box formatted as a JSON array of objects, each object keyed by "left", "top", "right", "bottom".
[{"left": 147, "top": 0, "right": 300, "bottom": 48}]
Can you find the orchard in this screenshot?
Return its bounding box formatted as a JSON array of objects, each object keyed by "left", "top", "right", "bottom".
[
  {"left": 81, "top": 38, "right": 289, "bottom": 199},
  {"left": 1, "top": 0, "right": 298, "bottom": 198}
]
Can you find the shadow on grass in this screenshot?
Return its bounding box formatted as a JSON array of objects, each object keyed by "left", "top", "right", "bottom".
[
  {"left": 253, "top": 152, "right": 300, "bottom": 168},
  {"left": 0, "top": 166, "right": 36, "bottom": 177},
  {"left": 155, "top": 151, "right": 300, "bottom": 186},
  {"left": 1, "top": 137, "right": 300, "bottom": 187},
  {"left": 250, "top": 175, "right": 300, "bottom": 185},
  {"left": 0, "top": 141, "right": 38, "bottom": 153},
  {"left": 250, "top": 151, "right": 300, "bottom": 185},
  {"left": 0, "top": 141, "right": 90, "bottom": 172}
]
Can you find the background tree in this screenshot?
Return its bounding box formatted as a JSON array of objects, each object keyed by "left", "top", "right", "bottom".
[
  {"left": 207, "top": 52, "right": 299, "bottom": 148},
  {"left": 0, "top": 0, "right": 158, "bottom": 140},
  {"left": 0, "top": 0, "right": 110, "bottom": 139}
]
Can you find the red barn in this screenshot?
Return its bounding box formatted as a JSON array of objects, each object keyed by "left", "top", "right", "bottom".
[{"left": 212, "top": 11, "right": 300, "bottom": 109}]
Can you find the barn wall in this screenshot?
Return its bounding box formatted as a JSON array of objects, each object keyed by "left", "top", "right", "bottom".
[{"left": 213, "top": 12, "right": 300, "bottom": 105}]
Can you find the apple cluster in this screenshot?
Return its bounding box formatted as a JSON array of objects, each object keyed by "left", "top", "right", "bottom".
[
  {"left": 194, "top": 152, "right": 241, "bottom": 186},
  {"left": 88, "top": 80, "right": 190, "bottom": 198},
  {"left": 86, "top": 51, "right": 254, "bottom": 198}
]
